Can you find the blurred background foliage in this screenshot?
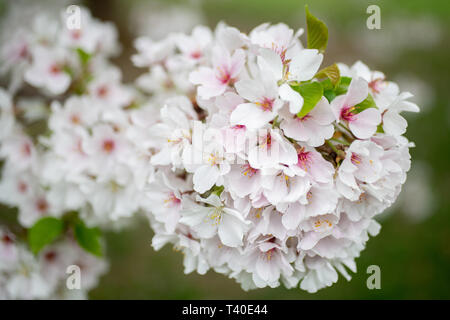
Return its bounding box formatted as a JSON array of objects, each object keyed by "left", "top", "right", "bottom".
[{"left": 2, "top": 0, "right": 450, "bottom": 299}]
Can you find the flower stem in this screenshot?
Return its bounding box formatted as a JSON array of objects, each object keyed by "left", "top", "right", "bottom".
[{"left": 326, "top": 140, "right": 339, "bottom": 153}]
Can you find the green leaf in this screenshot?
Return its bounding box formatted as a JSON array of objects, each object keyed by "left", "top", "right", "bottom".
[
  {"left": 319, "top": 78, "right": 333, "bottom": 91},
  {"left": 28, "top": 217, "right": 64, "bottom": 254},
  {"left": 76, "top": 48, "right": 92, "bottom": 66},
  {"left": 334, "top": 76, "right": 352, "bottom": 96},
  {"left": 293, "top": 82, "right": 324, "bottom": 118},
  {"left": 201, "top": 185, "right": 225, "bottom": 199},
  {"left": 354, "top": 94, "right": 377, "bottom": 113},
  {"left": 377, "top": 123, "right": 385, "bottom": 133},
  {"left": 305, "top": 5, "right": 328, "bottom": 53},
  {"left": 323, "top": 89, "right": 336, "bottom": 103},
  {"left": 315, "top": 63, "right": 340, "bottom": 86},
  {"left": 319, "top": 76, "right": 351, "bottom": 102},
  {"left": 211, "top": 185, "right": 225, "bottom": 197},
  {"left": 74, "top": 221, "right": 103, "bottom": 257},
  {"left": 319, "top": 79, "right": 335, "bottom": 102}
]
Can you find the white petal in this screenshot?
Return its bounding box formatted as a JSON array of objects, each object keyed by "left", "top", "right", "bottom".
[
  {"left": 230, "top": 103, "right": 275, "bottom": 129},
  {"left": 289, "top": 49, "right": 323, "bottom": 81},
  {"left": 218, "top": 214, "right": 246, "bottom": 247},
  {"left": 193, "top": 165, "right": 220, "bottom": 193},
  {"left": 349, "top": 108, "right": 381, "bottom": 139},
  {"left": 235, "top": 79, "right": 265, "bottom": 102},
  {"left": 382, "top": 110, "right": 407, "bottom": 136},
  {"left": 345, "top": 77, "right": 369, "bottom": 107},
  {"left": 282, "top": 202, "right": 305, "bottom": 229},
  {"left": 329, "top": 95, "right": 346, "bottom": 121},
  {"left": 310, "top": 97, "right": 334, "bottom": 125},
  {"left": 281, "top": 117, "right": 309, "bottom": 141},
  {"left": 229, "top": 49, "right": 246, "bottom": 78},
  {"left": 279, "top": 83, "right": 303, "bottom": 114},
  {"left": 258, "top": 48, "right": 283, "bottom": 80}
]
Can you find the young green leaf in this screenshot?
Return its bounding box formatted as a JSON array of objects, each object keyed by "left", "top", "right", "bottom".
[
  {"left": 376, "top": 123, "right": 385, "bottom": 133},
  {"left": 315, "top": 63, "right": 340, "bottom": 86},
  {"left": 323, "top": 89, "right": 336, "bottom": 103},
  {"left": 293, "top": 82, "right": 324, "bottom": 118},
  {"left": 211, "top": 185, "right": 225, "bottom": 197},
  {"left": 305, "top": 5, "right": 328, "bottom": 53},
  {"left": 76, "top": 48, "right": 92, "bottom": 66},
  {"left": 354, "top": 93, "right": 377, "bottom": 113},
  {"left": 334, "top": 76, "right": 352, "bottom": 96},
  {"left": 74, "top": 220, "right": 103, "bottom": 257},
  {"left": 319, "top": 78, "right": 333, "bottom": 91},
  {"left": 28, "top": 217, "right": 64, "bottom": 254}
]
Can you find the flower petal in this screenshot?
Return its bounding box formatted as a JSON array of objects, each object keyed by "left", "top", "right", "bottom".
[
  {"left": 289, "top": 49, "right": 323, "bottom": 81},
  {"left": 193, "top": 165, "right": 220, "bottom": 193},
  {"left": 349, "top": 108, "right": 381, "bottom": 139},
  {"left": 230, "top": 103, "right": 275, "bottom": 129},
  {"left": 345, "top": 77, "right": 369, "bottom": 107},
  {"left": 279, "top": 83, "right": 303, "bottom": 114}
]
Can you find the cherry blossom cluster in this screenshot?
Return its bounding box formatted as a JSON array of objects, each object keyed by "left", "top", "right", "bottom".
[
  {"left": 0, "top": 6, "right": 155, "bottom": 228},
  {"left": 0, "top": 2, "right": 420, "bottom": 296},
  {"left": 0, "top": 226, "right": 107, "bottom": 299},
  {"left": 0, "top": 6, "right": 137, "bottom": 298},
  {"left": 136, "top": 22, "right": 419, "bottom": 292}
]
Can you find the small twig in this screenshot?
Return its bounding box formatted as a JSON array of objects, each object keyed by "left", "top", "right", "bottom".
[
  {"left": 335, "top": 123, "right": 355, "bottom": 141},
  {"left": 329, "top": 138, "right": 350, "bottom": 146},
  {"left": 326, "top": 140, "right": 338, "bottom": 153}
]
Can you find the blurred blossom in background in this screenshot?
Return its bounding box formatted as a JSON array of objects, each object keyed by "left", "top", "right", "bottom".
[
  {"left": 397, "top": 162, "right": 435, "bottom": 223},
  {"left": 0, "top": 0, "right": 449, "bottom": 299},
  {"left": 128, "top": 0, "right": 205, "bottom": 39}
]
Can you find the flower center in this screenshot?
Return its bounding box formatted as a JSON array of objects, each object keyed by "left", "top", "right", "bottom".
[
  {"left": 45, "top": 251, "right": 57, "bottom": 262},
  {"left": 369, "top": 78, "right": 384, "bottom": 94},
  {"left": 17, "top": 43, "right": 28, "bottom": 59},
  {"left": 190, "top": 51, "right": 202, "bottom": 59},
  {"left": 241, "top": 164, "right": 258, "bottom": 177},
  {"left": 260, "top": 133, "right": 272, "bottom": 149},
  {"left": 265, "top": 248, "right": 275, "bottom": 261},
  {"left": 351, "top": 152, "right": 362, "bottom": 165},
  {"left": 18, "top": 181, "right": 28, "bottom": 194},
  {"left": 271, "top": 43, "right": 288, "bottom": 65},
  {"left": 216, "top": 66, "right": 231, "bottom": 84},
  {"left": 340, "top": 106, "right": 355, "bottom": 122},
  {"left": 232, "top": 124, "right": 246, "bottom": 130},
  {"left": 164, "top": 192, "right": 181, "bottom": 207},
  {"left": 102, "top": 139, "right": 115, "bottom": 153},
  {"left": 298, "top": 114, "right": 311, "bottom": 122},
  {"left": 2, "top": 234, "right": 13, "bottom": 245},
  {"left": 49, "top": 64, "right": 61, "bottom": 75},
  {"left": 255, "top": 97, "right": 274, "bottom": 112},
  {"left": 313, "top": 218, "right": 333, "bottom": 231},
  {"left": 70, "top": 113, "right": 81, "bottom": 124},
  {"left": 357, "top": 193, "right": 367, "bottom": 203},
  {"left": 71, "top": 30, "right": 82, "bottom": 40},
  {"left": 208, "top": 153, "right": 219, "bottom": 166},
  {"left": 297, "top": 148, "right": 311, "bottom": 171},
  {"left": 209, "top": 207, "right": 223, "bottom": 226},
  {"left": 22, "top": 142, "right": 32, "bottom": 157},
  {"left": 97, "top": 85, "right": 109, "bottom": 98},
  {"left": 36, "top": 198, "right": 48, "bottom": 213}
]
